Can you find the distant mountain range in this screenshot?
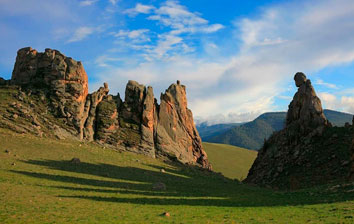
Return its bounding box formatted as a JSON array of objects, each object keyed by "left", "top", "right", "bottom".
[{"left": 197, "top": 109, "right": 353, "bottom": 150}]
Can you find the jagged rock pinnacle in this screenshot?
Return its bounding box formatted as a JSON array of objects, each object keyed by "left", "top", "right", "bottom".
[{"left": 8, "top": 47, "right": 210, "bottom": 169}]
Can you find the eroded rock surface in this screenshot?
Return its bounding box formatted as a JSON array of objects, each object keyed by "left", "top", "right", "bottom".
[
  {"left": 156, "top": 82, "right": 210, "bottom": 168},
  {"left": 287, "top": 72, "right": 328, "bottom": 133},
  {"left": 6, "top": 47, "right": 210, "bottom": 168},
  {"left": 11, "top": 47, "right": 89, "bottom": 137},
  {"left": 245, "top": 73, "right": 352, "bottom": 189}
]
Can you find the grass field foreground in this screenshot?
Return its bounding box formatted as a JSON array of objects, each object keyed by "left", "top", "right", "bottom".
[{"left": 0, "top": 128, "right": 353, "bottom": 223}]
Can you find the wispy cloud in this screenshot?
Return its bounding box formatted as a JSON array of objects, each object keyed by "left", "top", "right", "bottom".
[
  {"left": 113, "top": 29, "right": 150, "bottom": 43},
  {"left": 93, "top": 0, "right": 354, "bottom": 124},
  {"left": 125, "top": 3, "right": 155, "bottom": 16},
  {"left": 80, "top": 0, "right": 98, "bottom": 6},
  {"left": 315, "top": 79, "right": 339, "bottom": 89},
  {"left": 67, "top": 27, "right": 95, "bottom": 43},
  {"left": 119, "top": 0, "right": 224, "bottom": 60},
  {"left": 147, "top": 0, "right": 224, "bottom": 35}
]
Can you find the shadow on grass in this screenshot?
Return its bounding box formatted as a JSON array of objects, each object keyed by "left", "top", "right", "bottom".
[{"left": 10, "top": 159, "right": 354, "bottom": 207}]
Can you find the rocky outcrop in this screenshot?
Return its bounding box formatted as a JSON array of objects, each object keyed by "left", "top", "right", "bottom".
[
  {"left": 140, "top": 86, "right": 157, "bottom": 156},
  {"left": 6, "top": 47, "right": 210, "bottom": 169},
  {"left": 95, "top": 94, "right": 121, "bottom": 145},
  {"left": 95, "top": 80, "right": 210, "bottom": 168},
  {"left": 83, "top": 83, "right": 110, "bottom": 141},
  {"left": 245, "top": 73, "right": 353, "bottom": 189},
  {"left": 156, "top": 82, "right": 210, "bottom": 168},
  {"left": 11, "top": 47, "right": 89, "bottom": 138},
  {"left": 287, "top": 72, "right": 328, "bottom": 132}
]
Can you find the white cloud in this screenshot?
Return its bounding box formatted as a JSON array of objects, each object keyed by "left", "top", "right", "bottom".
[
  {"left": 119, "top": 1, "right": 224, "bottom": 60},
  {"left": 80, "top": 0, "right": 98, "bottom": 6},
  {"left": 147, "top": 0, "right": 223, "bottom": 35},
  {"left": 109, "top": 0, "right": 118, "bottom": 5},
  {"left": 319, "top": 92, "right": 354, "bottom": 114},
  {"left": 67, "top": 27, "right": 95, "bottom": 43},
  {"left": 114, "top": 29, "right": 150, "bottom": 43},
  {"left": 93, "top": 0, "right": 354, "bottom": 123},
  {"left": 341, "top": 96, "right": 354, "bottom": 113},
  {"left": 125, "top": 3, "right": 155, "bottom": 16},
  {"left": 146, "top": 34, "right": 183, "bottom": 59},
  {"left": 315, "top": 79, "right": 339, "bottom": 89}
]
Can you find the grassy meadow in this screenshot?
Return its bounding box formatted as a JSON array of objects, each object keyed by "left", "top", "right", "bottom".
[
  {"left": 202, "top": 142, "right": 257, "bottom": 180},
  {"left": 0, "top": 128, "right": 354, "bottom": 223}
]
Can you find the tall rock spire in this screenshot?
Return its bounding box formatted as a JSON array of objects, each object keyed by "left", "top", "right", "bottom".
[
  {"left": 286, "top": 72, "right": 328, "bottom": 132},
  {"left": 156, "top": 81, "right": 210, "bottom": 169},
  {"left": 245, "top": 72, "right": 352, "bottom": 189}
]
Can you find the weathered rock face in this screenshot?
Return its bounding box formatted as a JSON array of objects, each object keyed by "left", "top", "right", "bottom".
[
  {"left": 156, "top": 82, "right": 210, "bottom": 168},
  {"left": 7, "top": 47, "right": 210, "bottom": 169},
  {"left": 140, "top": 86, "right": 157, "bottom": 156},
  {"left": 114, "top": 81, "right": 156, "bottom": 157},
  {"left": 11, "top": 47, "right": 89, "bottom": 137},
  {"left": 245, "top": 73, "right": 352, "bottom": 189},
  {"left": 83, "top": 83, "right": 110, "bottom": 141},
  {"left": 95, "top": 95, "right": 120, "bottom": 145},
  {"left": 109, "top": 80, "right": 210, "bottom": 168},
  {"left": 286, "top": 72, "right": 328, "bottom": 133}
]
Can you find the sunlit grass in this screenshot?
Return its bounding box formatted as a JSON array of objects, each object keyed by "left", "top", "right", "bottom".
[
  {"left": 0, "top": 128, "right": 353, "bottom": 223},
  {"left": 203, "top": 142, "right": 257, "bottom": 180}
]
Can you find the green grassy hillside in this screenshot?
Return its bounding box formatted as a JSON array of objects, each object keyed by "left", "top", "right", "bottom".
[
  {"left": 1, "top": 128, "right": 353, "bottom": 223},
  {"left": 202, "top": 142, "right": 257, "bottom": 180}
]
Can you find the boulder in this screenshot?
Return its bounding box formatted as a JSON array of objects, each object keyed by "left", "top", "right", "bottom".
[
  {"left": 70, "top": 158, "right": 81, "bottom": 164},
  {"left": 152, "top": 182, "right": 166, "bottom": 191}
]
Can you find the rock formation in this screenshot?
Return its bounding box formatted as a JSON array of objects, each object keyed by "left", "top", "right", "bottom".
[
  {"left": 245, "top": 72, "right": 353, "bottom": 189},
  {"left": 156, "top": 82, "right": 209, "bottom": 167},
  {"left": 4, "top": 47, "right": 210, "bottom": 169},
  {"left": 11, "top": 47, "right": 89, "bottom": 138},
  {"left": 83, "top": 83, "right": 110, "bottom": 141},
  {"left": 286, "top": 72, "right": 328, "bottom": 132}
]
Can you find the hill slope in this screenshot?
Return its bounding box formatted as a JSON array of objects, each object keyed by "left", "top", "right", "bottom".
[
  {"left": 1, "top": 128, "right": 353, "bottom": 223},
  {"left": 197, "top": 122, "right": 242, "bottom": 140},
  {"left": 203, "top": 110, "right": 353, "bottom": 150},
  {"left": 202, "top": 143, "right": 257, "bottom": 180}
]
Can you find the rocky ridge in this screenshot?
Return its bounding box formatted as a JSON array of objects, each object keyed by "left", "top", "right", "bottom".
[
  {"left": 245, "top": 72, "right": 353, "bottom": 189},
  {"left": 0, "top": 47, "right": 211, "bottom": 169}
]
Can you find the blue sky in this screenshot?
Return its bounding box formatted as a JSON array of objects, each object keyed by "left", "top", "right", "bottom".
[{"left": 1, "top": 0, "right": 354, "bottom": 124}]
